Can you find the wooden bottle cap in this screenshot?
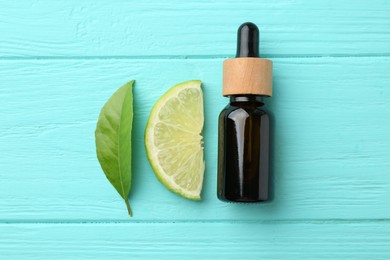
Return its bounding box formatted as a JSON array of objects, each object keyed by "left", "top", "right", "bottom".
[{"left": 223, "top": 57, "right": 273, "bottom": 96}]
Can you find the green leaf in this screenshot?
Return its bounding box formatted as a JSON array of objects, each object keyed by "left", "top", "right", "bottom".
[{"left": 95, "top": 80, "right": 134, "bottom": 217}]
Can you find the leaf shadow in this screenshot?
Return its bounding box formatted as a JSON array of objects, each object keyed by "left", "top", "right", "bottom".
[{"left": 128, "top": 81, "right": 145, "bottom": 202}]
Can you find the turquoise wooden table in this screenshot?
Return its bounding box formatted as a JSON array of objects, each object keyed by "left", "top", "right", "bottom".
[{"left": 1, "top": 0, "right": 390, "bottom": 258}]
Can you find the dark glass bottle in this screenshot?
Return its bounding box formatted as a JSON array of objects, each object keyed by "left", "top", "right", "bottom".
[
  {"left": 217, "top": 22, "right": 273, "bottom": 202},
  {"left": 218, "top": 95, "right": 269, "bottom": 202}
]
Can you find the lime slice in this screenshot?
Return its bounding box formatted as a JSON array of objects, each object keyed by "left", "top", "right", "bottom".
[{"left": 145, "top": 80, "right": 205, "bottom": 200}]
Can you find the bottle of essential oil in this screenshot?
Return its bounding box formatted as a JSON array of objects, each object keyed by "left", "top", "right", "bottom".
[{"left": 217, "top": 22, "right": 273, "bottom": 202}]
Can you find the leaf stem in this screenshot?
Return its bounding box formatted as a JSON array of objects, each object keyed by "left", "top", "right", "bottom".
[{"left": 125, "top": 199, "right": 132, "bottom": 217}]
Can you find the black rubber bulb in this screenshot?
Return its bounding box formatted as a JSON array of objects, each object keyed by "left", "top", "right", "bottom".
[{"left": 236, "top": 22, "right": 259, "bottom": 58}]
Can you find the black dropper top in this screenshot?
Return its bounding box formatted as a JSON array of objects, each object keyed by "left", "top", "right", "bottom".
[{"left": 236, "top": 22, "right": 259, "bottom": 58}]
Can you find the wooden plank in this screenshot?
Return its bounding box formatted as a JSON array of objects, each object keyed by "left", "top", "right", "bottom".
[
  {"left": 0, "top": 222, "right": 389, "bottom": 259},
  {"left": 1, "top": 0, "right": 390, "bottom": 57},
  {"left": 0, "top": 57, "right": 390, "bottom": 220}
]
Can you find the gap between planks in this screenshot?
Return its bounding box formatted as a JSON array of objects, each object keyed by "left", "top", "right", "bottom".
[
  {"left": 1, "top": 53, "right": 390, "bottom": 61},
  {"left": 1, "top": 219, "right": 390, "bottom": 225}
]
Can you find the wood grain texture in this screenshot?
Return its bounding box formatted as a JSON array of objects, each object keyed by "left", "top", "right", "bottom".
[
  {"left": 1, "top": 58, "right": 389, "bottom": 220},
  {"left": 1, "top": 0, "right": 390, "bottom": 257},
  {"left": 1, "top": 0, "right": 390, "bottom": 57},
  {"left": 1, "top": 222, "right": 389, "bottom": 259}
]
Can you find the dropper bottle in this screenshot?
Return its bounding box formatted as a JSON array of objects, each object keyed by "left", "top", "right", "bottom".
[{"left": 217, "top": 22, "right": 273, "bottom": 202}]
